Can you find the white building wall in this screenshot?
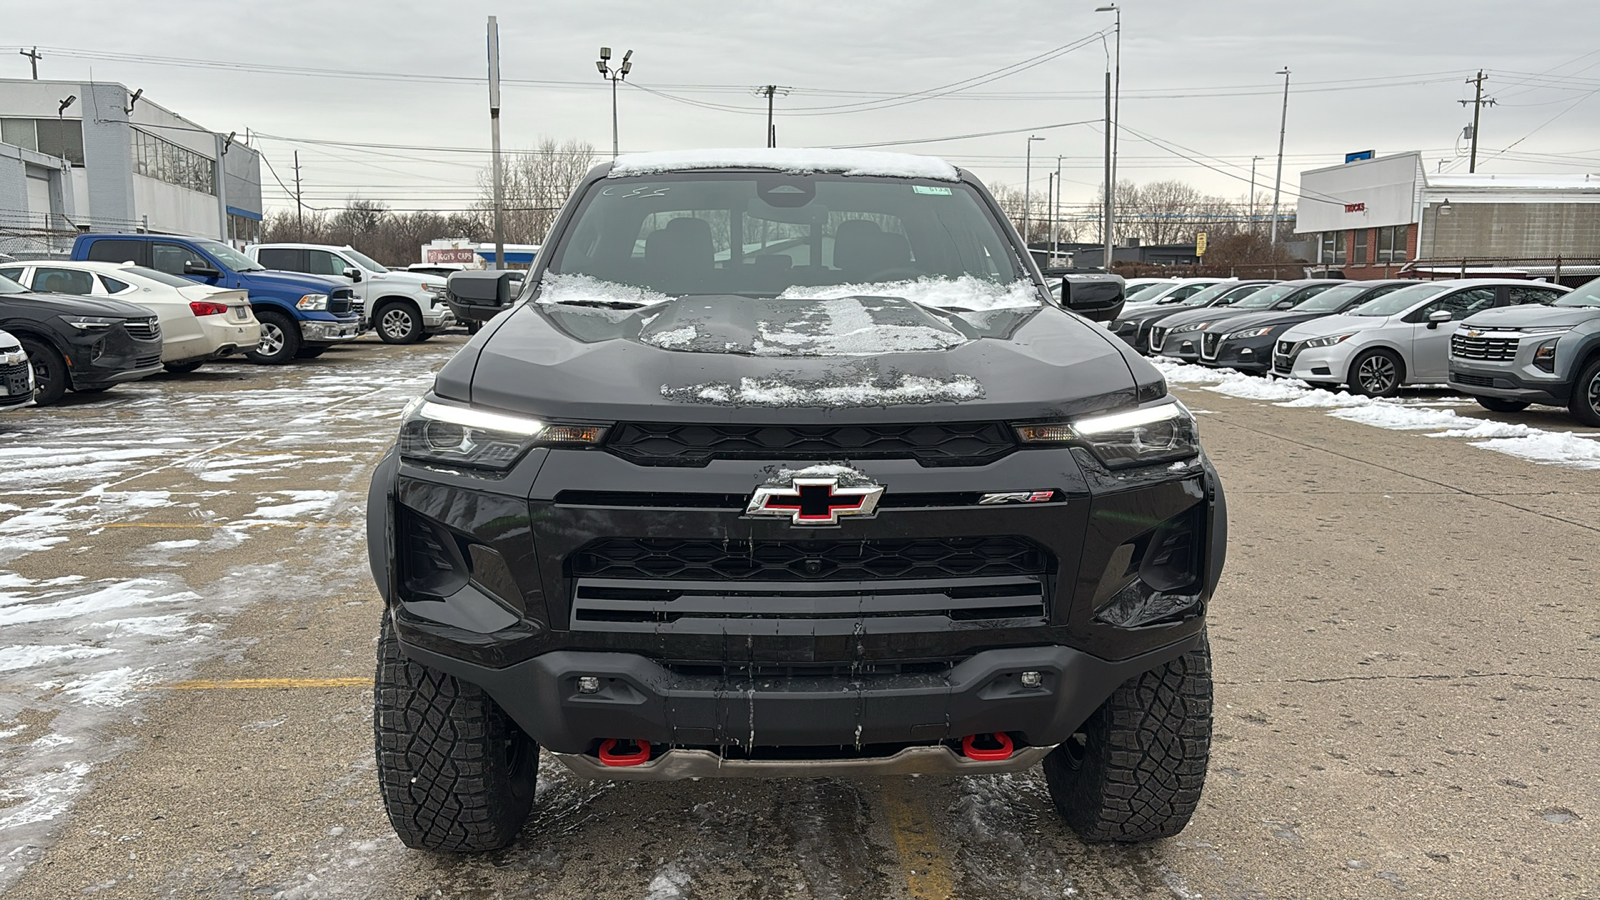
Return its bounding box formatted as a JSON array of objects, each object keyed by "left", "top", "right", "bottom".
[
  {"left": 133, "top": 173, "right": 220, "bottom": 236},
  {"left": 1296, "top": 152, "right": 1423, "bottom": 234}
]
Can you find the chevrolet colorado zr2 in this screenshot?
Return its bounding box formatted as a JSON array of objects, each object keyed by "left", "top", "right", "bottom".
[{"left": 366, "top": 149, "right": 1227, "bottom": 852}]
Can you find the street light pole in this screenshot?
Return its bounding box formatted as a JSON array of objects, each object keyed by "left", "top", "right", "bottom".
[
  {"left": 1023, "top": 135, "right": 1045, "bottom": 247},
  {"left": 1250, "top": 155, "right": 1262, "bottom": 235},
  {"left": 489, "top": 17, "right": 505, "bottom": 268},
  {"left": 1269, "top": 67, "right": 1290, "bottom": 250},
  {"left": 1096, "top": 4, "right": 1121, "bottom": 253},
  {"left": 1053, "top": 154, "right": 1063, "bottom": 262},
  {"left": 596, "top": 47, "right": 634, "bottom": 159}
]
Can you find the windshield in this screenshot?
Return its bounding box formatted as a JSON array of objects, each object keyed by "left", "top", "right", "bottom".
[
  {"left": 344, "top": 248, "right": 389, "bottom": 273},
  {"left": 1555, "top": 278, "right": 1600, "bottom": 308},
  {"left": 1290, "top": 282, "right": 1381, "bottom": 313},
  {"left": 546, "top": 173, "right": 1030, "bottom": 309},
  {"left": 1348, "top": 282, "right": 1452, "bottom": 316},
  {"left": 120, "top": 265, "right": 199, "bottom": 288},
  {"left": 1175, "top": 282, "right": 1245, "bottom": 308},
  {"left": 0, "top": 274, "right": 25, "bottom": 295},
  {"left": 196, "top": 239, "right": 263, "bottom": 272},
  {"left": 1231, "top": 282, "right": 1315, "bottom": 310},
  {"left": 1124, "top": 282, "right": 1173, "bottom": 301}
]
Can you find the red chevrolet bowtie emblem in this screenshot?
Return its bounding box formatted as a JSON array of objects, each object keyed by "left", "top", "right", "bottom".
[{"left": 746, "top": 477, "right": 884, "bottom": 525}]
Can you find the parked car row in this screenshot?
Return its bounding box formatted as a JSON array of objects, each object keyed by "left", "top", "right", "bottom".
[{"left": 1110, "top": 272, "right": 1599, "bottom": 424}]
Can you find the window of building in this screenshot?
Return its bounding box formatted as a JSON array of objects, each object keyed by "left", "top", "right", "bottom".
[
  {"left": 227, "top": 213, "right": 261, "bottom": 244},
  {"left": 131, "top": 128, "right": 215, "bottom": 195},
  {"left": 1377, "top": 225, "right": 1408, "bottom": 263},
  {"left": 1320, "top": 231, "right": 1346, "bottom": 266},
  {"left": 0, "top": 117, "right": 85, "bottom": 165},
  {"left": 1352, "top": 229, "right": 1368, "bottom": 265}
]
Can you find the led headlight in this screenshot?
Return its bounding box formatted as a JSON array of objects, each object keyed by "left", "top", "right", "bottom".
[
  {"left": 296, "top": 293, "right": 329, "bottom": 311},
  {"left": 1172, "top": 322, "right": 1209, "bottom": 333},
  {"left": 1015, "top": 400, "right": 1199, "bottom": 469},
  {"left": 61, "top": 315, "right": 117, "bottom": 330},
  {"left": 398, "top": 398, "right": 607, "bottom": 471},
  {"left": 1226, "top": 326, "right": 1275, "bottom": 340},
  {"left": 1301, "top": 333, "right": 1355, "bottom": 349}
]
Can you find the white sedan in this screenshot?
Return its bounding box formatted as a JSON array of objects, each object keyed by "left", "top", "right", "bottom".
[
  {"left": 0, "top": 260, "right": 261, "bottom": 373},
  {"left": 1274, "top": 278, "right": 1570, "bottom": 396}
]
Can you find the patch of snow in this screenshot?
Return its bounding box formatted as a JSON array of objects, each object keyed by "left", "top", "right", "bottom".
[
  {"left": 643, "top": 861, "right": 693, "bottom": 900},
  {"left": 61, "top": 666, "right": 157, "bottom": 707},
  {"left": 149, "top": 539, "right": 202, "bottom": 551},
  {"left": 0, "top": 645, "right": 117, "bottom": 674},
  {"left": 645, "top": 324, "right": 698, "bottom": 349},
  {"left": 537, "top": 273, "right": 670, "bottom": 309},
  {"left": 0, "top": 579, "right": 195, "bottom": 627},
  {"left": 662, "top": 372, "right": 983, "bottom": 408},
  {"left": 0, "top": 762, "right": 92, "bottom": 831},
  {"left": 247, "top": 490, "right": 340, "bottom": 521},
  {"left": 780, "top": 275, "right": 1039, "bottom": 312},
  {"left": 1472, "top": 432, "right": 1600, "bottom": 469},
  {"left": 753, "top": 298, "right": 967, "bottom": 356},
  {"left": 610, "top": 148, "right": 959, "bottom": 182}
]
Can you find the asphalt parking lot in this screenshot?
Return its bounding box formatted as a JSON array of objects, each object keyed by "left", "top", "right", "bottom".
[{"left": 1, "top": 335, "right": 1596, "bottom": 900}]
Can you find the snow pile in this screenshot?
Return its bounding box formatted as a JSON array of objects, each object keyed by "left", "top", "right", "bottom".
[
  {"left": 538, "top": 273, "right": 670, "bottom": 308},
  {"left": 247, "top": 490, "right": 340, "bottom": 521},
  {"left": 609, "top": 148, "right": 959, "bottom": 182},
  {"left": 644, "top": 324, "right": 698, "bottom": 349},
  {"left": 662, "top": 372, "right": 983, "bottom": 407},
  {"left": 779, "top": 275, "right": 1039, "bottom": 312},
  {"left": 1152, "top": 357, "right": 1600, "bottom": 471}
]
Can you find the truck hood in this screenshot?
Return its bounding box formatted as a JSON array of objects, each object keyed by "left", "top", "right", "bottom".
[
  {"left": 238, "top": 270, "right": 348, "bottom": 294},
  {"left": 1460, "top": 305, "right": 1597, "bottom": 330},
  {"left": 369, "top": 270, "right": 445, "bottom": 291},
  {"left": 453, "top": 295, "right": 1144, "bottom": 423}
]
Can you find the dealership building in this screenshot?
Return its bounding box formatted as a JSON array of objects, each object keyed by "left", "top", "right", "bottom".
[
  {"left": 0, "top": 78, "right": 262, "bottom": 256},
  {"left": 1296, "top": 151, "right": 1600, "bottom": 280}
]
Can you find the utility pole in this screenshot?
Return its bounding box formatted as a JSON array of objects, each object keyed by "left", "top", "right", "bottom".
[
  {"left": 292, "top": 150, "right": 304, "bottom": 241},
  {"left": 1053, "top": 155, "right": 1063, "bottom": 262},
  {"left": 1250, "top": 155, "right": 1262, "bottom": 235},
  {"left": 1269, "top": 67, "right": 1290, "bottom": 250},
  {"left": 754, "top": 86, "right": 790, "bottom": 147},
  {"left": 1097, "top": 5, "right": 1121, "bottom": 251},
  {"left": 20, "top": 47, "right": 41, "bottom": 80},
  {"left": 1024, "top": 135, "right": 1045, "bottom": 248},
  {"left": 1459, "top": 71, "right": 1496, "bottom": 173},
  {"left": 489, "top": 16, "right": 505, "bottom": 268},
  {"left": 1102, "top": 70, "right": 1113, "bottom": 270},
  {"left": 597, "top": 47, "right": 634, "bottom": 159}
]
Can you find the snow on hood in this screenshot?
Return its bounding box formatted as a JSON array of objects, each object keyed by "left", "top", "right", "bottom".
[
  {"left": 609, "top": 148, "right": 960, "bottom": 182},
  {"left": 1279, "top": 313, "right": 1386, "bottom": 341},
  {"left": 537, "top": 273, "right": 671, "bottom": 309},
  {"left": 779, "top": 275, "right": 1039, "bottom": 312},
  {"left": 661, "top": 371, "right": 983, "bottom": 408}
]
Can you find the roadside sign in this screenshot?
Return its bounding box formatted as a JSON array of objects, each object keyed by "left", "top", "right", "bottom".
[{"left": 1196, "top": 232, "right": 1208, "bottom": 257}]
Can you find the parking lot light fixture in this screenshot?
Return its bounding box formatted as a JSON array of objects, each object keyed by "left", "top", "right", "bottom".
[
  {"left": 598, "top": 46, "right": 635, "bottom": 159},
  {"left": 1269, "top": 67, "right": 1291, "bottom": 250}
]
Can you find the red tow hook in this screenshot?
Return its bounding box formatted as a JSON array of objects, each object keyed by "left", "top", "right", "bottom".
[
  {"left": 597, "top": 739, "right": 652, "bottom": 767},
  {"left": 961, "top": 732, "right": 1015, "bottom": 762}
]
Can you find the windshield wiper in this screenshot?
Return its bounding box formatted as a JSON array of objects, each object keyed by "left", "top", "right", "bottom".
[{"left": 547, "top": 298, "right": 661, "bottom": 310}]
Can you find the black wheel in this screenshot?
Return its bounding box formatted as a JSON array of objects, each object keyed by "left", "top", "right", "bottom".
[
  {"left": 1570, "top": 356, "right": 1600, "bottom": 427},
  {"left": 375, "top": 302, "right": 423, "bottom": 344},
  {"left": 1043, "top": 634, "right": 1213, "bottom": 842},
  {"left": 19, "top": 337, "right": 68, "bottom": 405},
  {"left": 374, "top": 613, "right": 537, "bottom": 852},
  {"left": 1348, "top": 348, "right": 1404, "bottom": 398},
  {"left": 1475, "top": 397, "right": 1530, "bottom": 413},
  {"left": 163, "top": 361, "right": 205, "bottom": 374},
  {"left": 246, "top": 310, "right": 301, "bottom": 365},
  {"left": 293, "top": 346, "right": 327, "bottom": 359}
]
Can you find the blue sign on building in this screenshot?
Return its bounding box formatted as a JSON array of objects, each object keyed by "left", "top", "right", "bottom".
[{"left": 1344, "top": 150, "right": 1375, "bottom": 163}]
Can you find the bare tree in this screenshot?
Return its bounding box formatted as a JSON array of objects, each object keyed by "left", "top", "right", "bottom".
[{"left": 477, "top": 138, "right": 597, "bottom": 245}]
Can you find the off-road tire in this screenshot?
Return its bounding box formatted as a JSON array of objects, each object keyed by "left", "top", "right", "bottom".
[
  {"left": 164, "top": 361, "right": 205, "bottom": 374},
  {"left": 1043, "top": 634, "right": 1213, "bottom": 842},
  {"left": 375, "top": 301, "right": 424, "bottom": 344},
  {"left": 374, "top": 613, "right": 538, "bottom": 852},
  {"left": 1348, "top": 348, "right": 1404, "bottom": 398},
  {"left": 247, "top": 310, "right": 300, "bottom": 365},
  {"left": 19, "top": 337, "right": 67, "bottom": 405},
  {"left": 1475, "top": 397, "right": 1530, "bottom": 414},
  {"left": 1568, "top": 356, "right": 1600, "bottom": 427}
]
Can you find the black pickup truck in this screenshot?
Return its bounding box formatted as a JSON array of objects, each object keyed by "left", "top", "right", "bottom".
[{"left": 367, "top": 149, "right": 1227, "bottom": 852}]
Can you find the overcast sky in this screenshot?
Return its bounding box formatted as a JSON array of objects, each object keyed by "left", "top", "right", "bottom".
[{"left": 6, "top": 0, "right": 1598, "bottom": 219}]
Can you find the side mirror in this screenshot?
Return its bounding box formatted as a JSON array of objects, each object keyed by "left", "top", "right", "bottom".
[
  {"left": 183, "top": 261, "right": 221, "bottom": 278},
  {"left": 343, "top": 267, "right": 363, "bottom": 282},
  {"left": 1427, "top": 309, "right": 1453, "bottom": 329},
  {"left": 1274, "top": 299, "right": 1295, "bottom": 310},
  {"left": 1060, "top": 274, "right": 1125, "bottom": 323}
]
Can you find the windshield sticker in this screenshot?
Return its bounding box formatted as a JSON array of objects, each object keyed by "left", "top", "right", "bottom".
[{"left": 912, "top": 185, "right": 953, "bottom": 196}]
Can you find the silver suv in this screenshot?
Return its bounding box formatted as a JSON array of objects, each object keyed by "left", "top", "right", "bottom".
[{"left": 1449, "top": 276, "right": 1600, "bottom": 425}]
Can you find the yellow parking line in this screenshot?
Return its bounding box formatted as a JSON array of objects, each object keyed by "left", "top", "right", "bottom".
[
  {"left": 153, "top": 677, "right": 370, "bottom": 690},
  {"left": 882, "top": 780, "right": 956, "bottom": 899}
]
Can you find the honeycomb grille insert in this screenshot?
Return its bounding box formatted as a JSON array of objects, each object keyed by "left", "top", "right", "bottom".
[
  {"left": 604, "top": 422, "right": 1017, "bottom": 467},
  {"left": 568, "top": 536, "right": 1052, "bottom": 582}
]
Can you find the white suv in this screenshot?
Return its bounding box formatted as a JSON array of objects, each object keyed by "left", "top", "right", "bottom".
[{"left": 245, "top": 244, "right": 455, "bottom": 344}]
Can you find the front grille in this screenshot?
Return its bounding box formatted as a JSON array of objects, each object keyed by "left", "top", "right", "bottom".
[
  {"left": 1273, "top": 339, "right": 1300, "bottom": 375},
  {"left": 568, "top": 536, "right": 1052, "bottom": 582},
  {"left": 1148, "top": 326, "right": 1168, "bottom": 351},
  {"left": 136, "top": 352, "right": 162, "bottom": 369},
  {"left": 605, "top": 422, "right": 1017, "bottom": 468},
  {"left": 123, "top": 318, "right": 160, "bottom": 341},
  {"left": 1200, "top": 333, "right": 1221, "bottom": 360},
  {"left": 1451, "top": 333, "right": 1518, "bottom": 361},
  {"left": 1452, "top": 372, "right": 1496, "bottom": 388},
  {"left": 328, "top": 294, "right": 353, "bottom": 316}
]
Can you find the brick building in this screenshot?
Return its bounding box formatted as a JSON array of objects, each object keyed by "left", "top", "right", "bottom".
[{"left": 1296, "top": 151, "right": 1600, "bottom": 280}]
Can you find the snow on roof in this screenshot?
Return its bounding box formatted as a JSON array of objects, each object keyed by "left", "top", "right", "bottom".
[
  {"left": 609, "top": 148, "right": 960, "bottom": 181},
  {"left": 1424, "top": 172, "right": 1600, "bottom": 191}
]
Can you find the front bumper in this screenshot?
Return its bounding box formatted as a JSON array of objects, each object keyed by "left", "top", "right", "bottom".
[
  {"left": 422, "top": 302, "right": 456, "bottom": 331},
  {"left": 300, "top": 316, "right": 362, "bottom": 344},
  {"left": 1, "top": 352, "right": 34, "bottom": 407},
  {"left": 1283, "top": 342, "right": 1356, "bottom": 383},
  {"left": 1448, "top": 358, "right": 1569, "bottom": 404},
  {"left": 1158, "top": 331, "right": 1205, "bottom": 361},
  {"left": 401, "top": 637, "right": 1200, "bottom": 756},
  {"left": 1201, "top": 334, "right": 1274, "bottom": 372}
]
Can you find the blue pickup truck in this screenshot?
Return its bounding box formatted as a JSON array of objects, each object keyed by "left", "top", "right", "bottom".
[{"left": 71, "top": 234, "right": 361, "bottom": 364}]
